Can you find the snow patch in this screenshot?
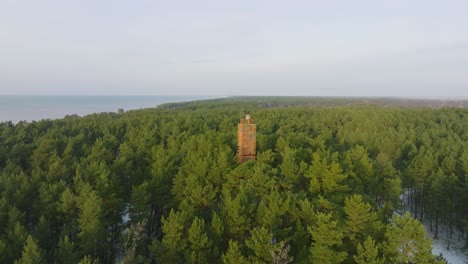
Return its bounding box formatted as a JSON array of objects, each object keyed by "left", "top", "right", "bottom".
[
  {"left": 432, "top": 236, "right": 467, "bottom": 264},
  {"left": 122, "top": 203, "right": 131, "bottom": 225},
  {"left": 400, "top": 189, "right": 467, "bottom": 264}
]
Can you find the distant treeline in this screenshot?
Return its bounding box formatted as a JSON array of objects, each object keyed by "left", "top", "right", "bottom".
[
  {"left": 160, "top": 96, "right": 468, "bottom": 109},
  {"left": 0, "top": 97, "right": 466, "bottom": 263}
]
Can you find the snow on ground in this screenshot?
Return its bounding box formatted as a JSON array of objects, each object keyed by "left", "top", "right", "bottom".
[
  {"left": 428, "top": 223, "right": 467, "bottom": 264},
  {"left": 121, "top": 203, "right": 131, "bottom": 225},
  {"left": 400, "top": 190, "right": 467, "bottom": 264}
]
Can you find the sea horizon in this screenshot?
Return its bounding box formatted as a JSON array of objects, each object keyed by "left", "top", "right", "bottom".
[{"left": 0, "top": 95, "right": 214, "bottom": 123}]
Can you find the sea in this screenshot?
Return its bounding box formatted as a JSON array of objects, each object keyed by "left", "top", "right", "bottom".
[{"left": 0, "top": 95, "right": 212, "bottom": 123}]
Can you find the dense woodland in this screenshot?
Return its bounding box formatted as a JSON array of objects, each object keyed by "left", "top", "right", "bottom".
[{"left": 0, "top": 97, "right": 467, "bottom": 263}]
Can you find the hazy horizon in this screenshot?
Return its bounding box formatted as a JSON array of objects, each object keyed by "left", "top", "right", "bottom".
[
  {"left": 1, "top": 1, "right": 467, "bottom": 97},
  {"left": 1, "top": 94, "right": 468, "bottom": 100},
  {"left": 0, "top": 95, "right": 212, "bottom": 123}
]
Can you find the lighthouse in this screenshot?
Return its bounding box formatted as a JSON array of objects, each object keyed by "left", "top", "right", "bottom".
[{"left": 237, "top": 114, "right": 256, "bottom": 163}]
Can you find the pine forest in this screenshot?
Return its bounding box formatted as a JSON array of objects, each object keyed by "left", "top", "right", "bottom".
[{"left": 0, "top": 97, "right": 467, "bottom": 263}]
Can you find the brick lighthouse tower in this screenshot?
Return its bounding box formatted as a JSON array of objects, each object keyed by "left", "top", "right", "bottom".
[{"left": 237, "top": 114, "right": 256, "bottom": 163}]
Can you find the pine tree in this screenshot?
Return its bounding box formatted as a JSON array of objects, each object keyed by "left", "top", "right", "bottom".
[
  {"left": 210, "top": 212, "right": 225, "bottom": 258},
  {"left": 279, "top": 146, "right": 300, "bottom": 183},
  {"left": 6, "top": 220, "right": 28, "bottom": 263},
  {"left": 346, "top": 145, "right": 374, "bottom": 193},
  {"left": 384, "top": 212, "right": 442, "bottom": 263},
  {"left": 343, "top": 194, "right": 380, "bottom": 252},
  {"left": 0, "top": 240, "right": 7, "bottom": 263},
  {"left": 15, "top": 235, "right": 44, "bottom": 264},
  {"left": 56, "top": 235, "right": 78, "bottom": 264},
  {"left": 245, "top": 226, "right": 275, "bottom": 263},
  {"left": 290, "top": 220, "right": 309, "bottom": 263},
  {"left": 353, "top": 236, "right": 385, "bottom": 264},
  {"left": 57, "top": 187, "right": 77, "bottom": 236},
  {"left": 186, "top": 217, "right": 212, "bottom": 263},
  {"left": 222, "top": 240, "right": 248, "bottom": 264},
  {"left": 374, "top": 152, "right": 401, "bottom": 208},
  {"left": 76, "top": 182, "right": 105, "bottom": 258},
  {"left": 256, "top": 188, "right": 291, "bottom": 236},
  {"left": 307, "top": 152, "right": 348, "bottom": 202},
  {"left": 150, "top": 209, "right": 188, "bottom": 263},
  {"left": 308, "top": 212, "right": 347, "bottom": 264},
  {"left": 221, "top": 189, "right": 252, "bottom": 240}
]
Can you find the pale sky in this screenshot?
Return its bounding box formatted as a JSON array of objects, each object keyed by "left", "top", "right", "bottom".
[{"left": 1, "top": 0, "right": 467, "bottom": 97}]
